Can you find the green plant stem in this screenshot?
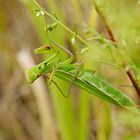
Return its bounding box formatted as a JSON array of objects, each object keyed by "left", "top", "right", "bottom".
[
  {"left": 92, "top": 0, "right": 140, "bottom": 98},
  {"left": 33, "top": 0, "right": 90, "bottom": 46},
  {"left": 32, "top": 0, "right": 106, "bottom": 58}
]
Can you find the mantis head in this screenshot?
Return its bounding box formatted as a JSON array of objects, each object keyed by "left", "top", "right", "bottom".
[{"left": 26, "top": 66, "right": 41, "bottom": 83}]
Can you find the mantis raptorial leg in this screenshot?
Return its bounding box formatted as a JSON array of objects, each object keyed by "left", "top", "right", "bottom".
[
  {"left": 49, "top": 39, "right": 74, "bottom": 63},
  {"left": 49, "top": 39, "right": 82, "bottom": 97},
  {"left": 48, "top": 58, "right": 60, "bottom": 84},
  {"left": 45, "top": 39, "right": 73, "bottom": 85}
]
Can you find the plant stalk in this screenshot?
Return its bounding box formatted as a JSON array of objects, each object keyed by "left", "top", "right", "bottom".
[
  {"left": 32, "top": 0, "right": 106, "bottom": 58},
  {"left": 92, "top": 0, "right": 116, "bottom": 43},
  {"left": 92, "top": 0, "right": 140, "bottom": 98},
  {"left": 126, "top": 70, "right": 140, "bottom": 98}
]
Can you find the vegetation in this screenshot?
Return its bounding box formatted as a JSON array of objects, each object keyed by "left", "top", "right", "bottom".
[{"left": 0, "top": 0, "right": 140, "bottom": 140}]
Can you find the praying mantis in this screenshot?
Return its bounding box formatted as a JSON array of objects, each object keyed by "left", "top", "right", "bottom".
[
  {"left": 26, "top": 39, "right": 136, "bottom": 110},
  {"left": 26, "top": 39, "right": 80, "bottom": 97},
  {"left": 25, "top": 0, "right": 139, "bottom": 111}
]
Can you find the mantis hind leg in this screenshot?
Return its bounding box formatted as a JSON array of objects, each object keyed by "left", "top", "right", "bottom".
[
  {"left": 65, "top": 61, "right": 83, "bottom": 97},
  {"left": 43, "top": 75, "right": 67, "bottom": 97}
]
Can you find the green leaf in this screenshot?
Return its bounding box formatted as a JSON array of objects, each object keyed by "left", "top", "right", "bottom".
[
  {"left": 40, "top": 10, "right": 45, "bottom": 15},
  {"left": 35, "top": 9, "right": 44, "bottom": 17},
  {"left": 71, "top": 32, "right": 76, "bottom": 45},
  {"left": 47, "top": 22, "right": 58, "bottom": 31},
  {"left": 36, "top": 11, "right": 41, "bottom": 17}
]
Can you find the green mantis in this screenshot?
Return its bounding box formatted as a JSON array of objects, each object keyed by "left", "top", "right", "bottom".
[
  {"left": 25, "top": 39, "right": 138, "bottom": 111},
  {"left": 25, "top": 0, "right": 139, "bottom": 112},
  {"left": 26, "top": 1, "right": 138, "bottom": 108}
]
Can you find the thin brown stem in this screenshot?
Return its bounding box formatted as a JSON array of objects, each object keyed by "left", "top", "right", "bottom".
[
  {"left": 92, "top": 0, "right": 140, "bottom": 98},
  {"left": 126, "top": 70, "right": 140, "bottom": 98},
  {"left": 92, "top": 0, "right": 116, "bottom": 43}
]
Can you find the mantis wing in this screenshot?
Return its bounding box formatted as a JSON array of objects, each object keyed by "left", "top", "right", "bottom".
[{"left": 55, "top": 69, "right": 139, "bottom": 113}]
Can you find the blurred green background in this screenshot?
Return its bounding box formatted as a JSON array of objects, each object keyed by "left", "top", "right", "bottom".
[{"left": 0, "top": 0, "right": 140, "bottom": 140}]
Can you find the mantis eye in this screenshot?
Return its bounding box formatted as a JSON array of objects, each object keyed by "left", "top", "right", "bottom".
[
  {"left": 44, "top": 62, "right": 47, "bottom": 66},
  {"left": 38, "top": 66, "right": 41, "bottom": 70}
]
